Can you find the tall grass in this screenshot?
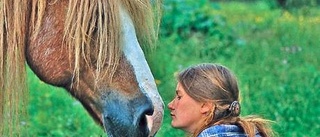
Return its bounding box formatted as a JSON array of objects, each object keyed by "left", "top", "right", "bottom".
[{"left": 26, "top": 1, "right": 319, "bottom": 137}]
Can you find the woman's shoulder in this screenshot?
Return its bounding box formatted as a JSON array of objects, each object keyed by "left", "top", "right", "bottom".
[{"left": 197, "top": 124, "right": 260, "bottom": 137}]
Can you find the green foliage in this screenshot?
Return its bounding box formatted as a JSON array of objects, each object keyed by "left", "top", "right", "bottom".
[
  {"left": 161, "top": 0, "right": 219, "bottom": 36},
  {"left": 257, "top": 0, "right": 320, "bottom": 10},
  {"left": 161, "top": 0, "right": 235, "bottom": 41},
  {"left": 279, "top": 0, "right": 318, "bottom": 9},
  {"left": 160, "top": 0, "right": 241, "bottom": 61}
]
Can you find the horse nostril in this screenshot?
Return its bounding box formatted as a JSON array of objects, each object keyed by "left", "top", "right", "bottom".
[
  {"left": 137, "top": 101, "right": 154, "bottom": 129},
  {"left": 138, "top": 114, "right": 147, "bottom": 128},
  {"left": 145, "top": 103, "right": 154, "bottom": 116}
]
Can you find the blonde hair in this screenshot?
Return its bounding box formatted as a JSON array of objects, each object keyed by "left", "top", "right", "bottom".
[
  {"left": 0, "top": 0, "right": 29, "bottom": 136},
  {"left": 177, "top": 63, "right": 274, "bottom": 137}
]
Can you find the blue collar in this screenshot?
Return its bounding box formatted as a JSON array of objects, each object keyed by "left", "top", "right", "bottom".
[{"left": 198, "top": 124, "right": 261, "bottom": 137}]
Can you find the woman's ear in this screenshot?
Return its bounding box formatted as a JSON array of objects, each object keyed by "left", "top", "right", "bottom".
[{"left": 200, "top": 102, "right": 213, "bottom": 114}]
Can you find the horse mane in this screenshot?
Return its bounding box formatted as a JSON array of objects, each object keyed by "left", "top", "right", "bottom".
[
  {"left": 1, "top": 0, "right": 161, "bottom": 136},
  {"left": 0, "top": 0, "right": 29, "bottom": 135}
]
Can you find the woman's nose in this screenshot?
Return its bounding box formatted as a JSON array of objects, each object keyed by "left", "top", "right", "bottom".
[{"left": 167, "top": 100, "right": 174, "bottom": 110}]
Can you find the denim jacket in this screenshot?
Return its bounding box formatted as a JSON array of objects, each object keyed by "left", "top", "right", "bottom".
[{"left": 197, "top": 124, "right": 261, "bottom": 137}]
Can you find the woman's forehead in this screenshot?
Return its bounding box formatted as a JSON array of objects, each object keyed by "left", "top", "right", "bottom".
[{"left": 176, "top": 83, "right": 185, "bottom": 94}]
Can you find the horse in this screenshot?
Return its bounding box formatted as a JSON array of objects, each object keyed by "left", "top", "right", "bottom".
[{"left": 0, "top": 0, "right": 164, "bottom": 136}]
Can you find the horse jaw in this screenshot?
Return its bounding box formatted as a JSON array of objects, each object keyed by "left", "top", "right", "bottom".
[{"left": 119, "top": 5, "right": 164, "bottom": 136}]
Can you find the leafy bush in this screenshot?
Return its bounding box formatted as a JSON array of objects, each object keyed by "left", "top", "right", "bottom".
[
  {"left": 276, "top": 0, "right": 318, "bottom": 8},
  {"left": 161, "top": 0, "right": 234, "bottom": 39},
  {"left": 160, "top": 0, "right": 241, "bottom": 60}
]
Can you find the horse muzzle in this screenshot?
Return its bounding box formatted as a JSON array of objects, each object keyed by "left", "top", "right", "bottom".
[{"left": 101, "top": 91, "right": 154, "bottom": 137}]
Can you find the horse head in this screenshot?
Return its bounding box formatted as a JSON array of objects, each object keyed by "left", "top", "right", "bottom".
[{"left": 21, "top": 0, "right": 163, "bottom": 136}]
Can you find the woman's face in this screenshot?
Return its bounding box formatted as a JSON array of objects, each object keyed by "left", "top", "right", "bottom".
[{"left": 168, "top": 82, "right": 206, "bottom": 133}]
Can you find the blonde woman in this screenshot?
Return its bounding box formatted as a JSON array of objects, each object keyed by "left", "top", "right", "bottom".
[{"left": 168, "top": 63, "right": 274, "bottom": 137}]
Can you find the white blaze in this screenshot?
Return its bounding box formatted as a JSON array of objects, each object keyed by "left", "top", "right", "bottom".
[{"left": 119, "top": 6, "right": 164, "bottom": 136}]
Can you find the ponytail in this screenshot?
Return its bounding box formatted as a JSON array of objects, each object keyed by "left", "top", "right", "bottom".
[{"left": 239, "top": 116, "right": 275, "bottom": 137}]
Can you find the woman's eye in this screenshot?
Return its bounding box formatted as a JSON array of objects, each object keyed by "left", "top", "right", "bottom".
[{"left": 176, "top": 95, "right": 182, "bottom": 100}]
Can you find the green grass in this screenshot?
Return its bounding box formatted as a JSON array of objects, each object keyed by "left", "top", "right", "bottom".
[{"left": 26, "top": 1, "right": 319, "bottom": 137}]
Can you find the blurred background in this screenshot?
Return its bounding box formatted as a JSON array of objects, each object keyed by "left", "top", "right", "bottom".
[{"left": 27, "top": 0, "right": 319, "bottom": 136}]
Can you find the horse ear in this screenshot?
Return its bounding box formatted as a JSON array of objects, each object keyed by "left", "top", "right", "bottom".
[{"left": 200, "top": 102, "right": 213, "bottom": 114}]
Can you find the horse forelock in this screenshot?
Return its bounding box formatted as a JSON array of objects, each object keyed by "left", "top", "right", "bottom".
[{"left": 61, "top": 0, "right": 160, "bottom": 88}]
